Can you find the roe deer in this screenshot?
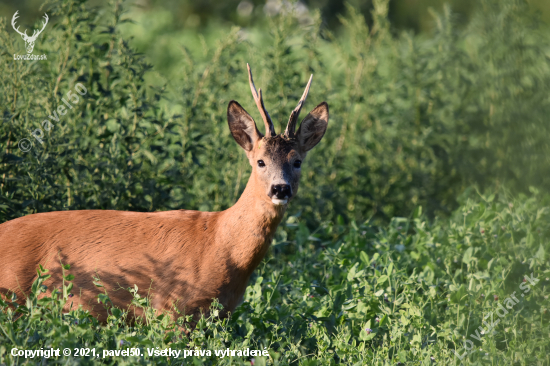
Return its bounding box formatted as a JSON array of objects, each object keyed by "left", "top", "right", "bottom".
[{"left": 0, "top": 64, "right": 329, "bottom": 324}]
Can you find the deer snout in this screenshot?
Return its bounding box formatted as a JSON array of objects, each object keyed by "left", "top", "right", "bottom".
[{"left": 270, "top": 184, "right": 292, "bottom": 205}]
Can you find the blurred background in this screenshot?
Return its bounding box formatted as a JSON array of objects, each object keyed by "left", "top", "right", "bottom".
[
  {"left": 2, "top": 0, "right": 550, "bottom": 33},
  {"left": 1, "top": 0, "right": 550, "bottom": 225}
]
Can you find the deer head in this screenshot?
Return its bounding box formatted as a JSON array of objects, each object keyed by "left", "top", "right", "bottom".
[
  {"left": 228, "top": 64, "right": 329, "bottom": 206},
  {"left": 12, "top": 11, "right": 48, "bottom": 54}
]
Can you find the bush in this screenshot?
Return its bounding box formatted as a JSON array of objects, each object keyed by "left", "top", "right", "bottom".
[{"left": 1, "top": 0, "right": 549, "bottom": 225}]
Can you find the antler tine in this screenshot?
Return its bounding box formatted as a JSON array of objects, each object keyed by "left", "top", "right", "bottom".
[
  {"left": 30, "top": 13, "right": 48, "bottom": 41},
  {"left": 11, "top": 11, "right": 28, "bottom": 37},
  {"left": 247, "top": 63, "right": 276, "bottom": 137},
  {"left": 41, "top": 13, "right": 49, "bottom": 30},
  {"left": 284, "top": 74, "right": 313, "bottom": 138}
]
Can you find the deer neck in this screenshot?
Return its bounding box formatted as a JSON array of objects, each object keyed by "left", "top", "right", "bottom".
[{"left": 219, "top": 174, "right": 286, "bottom": 273}]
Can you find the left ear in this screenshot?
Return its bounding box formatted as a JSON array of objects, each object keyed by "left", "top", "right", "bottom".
[{"left": 296, "top": 102, "right": 329, "bottom": 152}]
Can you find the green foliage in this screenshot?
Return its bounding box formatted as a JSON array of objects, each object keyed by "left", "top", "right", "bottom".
[
  {"left": 1, "top": 190, "right": 549, "bottom": 365},
  {"left": 1, "top": 0, "right": 550, "bottom": 224}
]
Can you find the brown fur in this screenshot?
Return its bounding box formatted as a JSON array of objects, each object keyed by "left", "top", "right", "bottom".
[{"left": 0, "top": 173, "right": 284, "bottom": 321}]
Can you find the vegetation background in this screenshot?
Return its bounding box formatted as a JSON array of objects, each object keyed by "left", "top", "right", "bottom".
[{"left": 0, "top": 0, "right": 549, "bottom": 364}]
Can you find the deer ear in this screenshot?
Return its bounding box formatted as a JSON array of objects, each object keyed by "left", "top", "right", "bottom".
[
  {"left": 296, "top": 102, "right": 329, "bottom": 152},
  {"left": 227, "top": 101, "right": 263, "bottom": 152}
]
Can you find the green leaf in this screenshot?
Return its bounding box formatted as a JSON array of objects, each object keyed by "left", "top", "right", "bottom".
[
  {"left": 379, "top": 314, "right": 389, "bottom": 327},
  {"left": 450, "top": 284, "right": 467, "bottom": 304},
  {"left": 359, "top": 251, "right": 369, "bottom": 265},
  {"left": 347, "top": 263, "right": 359, "bottom": 282},
  {"left": 535, "top": 244, "right": 545, "bottom": 262},
  {"left": 377, "top": 275, "right": 388, "bottom": 285},
  {"left": 462, "top": 247, "right": 474, "bottom": 264},
  {"left": 342, "top": 302, "right": 357, "bottom": 311},
  {"left": 360, "top": 329, "right": 376, "bottom": 341},
  {"left": 38, "top": 264, "right": 49, "bottom": 274}
]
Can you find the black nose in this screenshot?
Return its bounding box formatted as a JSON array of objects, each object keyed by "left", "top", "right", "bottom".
[{"left": 271, "top": 184, "right": 292, "bottom": 199}]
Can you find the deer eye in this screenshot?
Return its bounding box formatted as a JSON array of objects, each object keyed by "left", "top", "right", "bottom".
[
  {"left": 293, "top": 160, "right": 302, "bottom": 168},
  {"left": 257, "top": 160, "right": 265, "bottom": 168}
]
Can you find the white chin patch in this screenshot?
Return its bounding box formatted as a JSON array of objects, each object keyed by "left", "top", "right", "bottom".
[{"left": 271, "top": 198, "right": 288, "bottom": 205}]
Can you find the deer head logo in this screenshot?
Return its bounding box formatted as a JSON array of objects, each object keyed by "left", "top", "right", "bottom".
[{"left": 12, "top": 11, "right": 48, "bottom": 54}]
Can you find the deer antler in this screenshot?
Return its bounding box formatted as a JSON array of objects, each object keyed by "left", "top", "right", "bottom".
[
  {"left": 247, "top": 64, "right": 276, "bottom": 138},
  {"left": 11, "top": 11, "right": 29, "bottom": 38},
  {"left": 284, "top": 74, "right": 313, "bottom": 139},
  {"left": 29, "top": 13, "right": 48, "bottom": 41}
]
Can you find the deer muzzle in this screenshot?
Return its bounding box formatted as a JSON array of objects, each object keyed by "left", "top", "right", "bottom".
[{"left": 270, "top": 184, "right": 292, "bottom": 205}]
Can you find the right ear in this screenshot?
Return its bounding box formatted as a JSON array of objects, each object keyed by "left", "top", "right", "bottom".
[{"left": 227, "top": 101, "right": 263, "bottom": 152}]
